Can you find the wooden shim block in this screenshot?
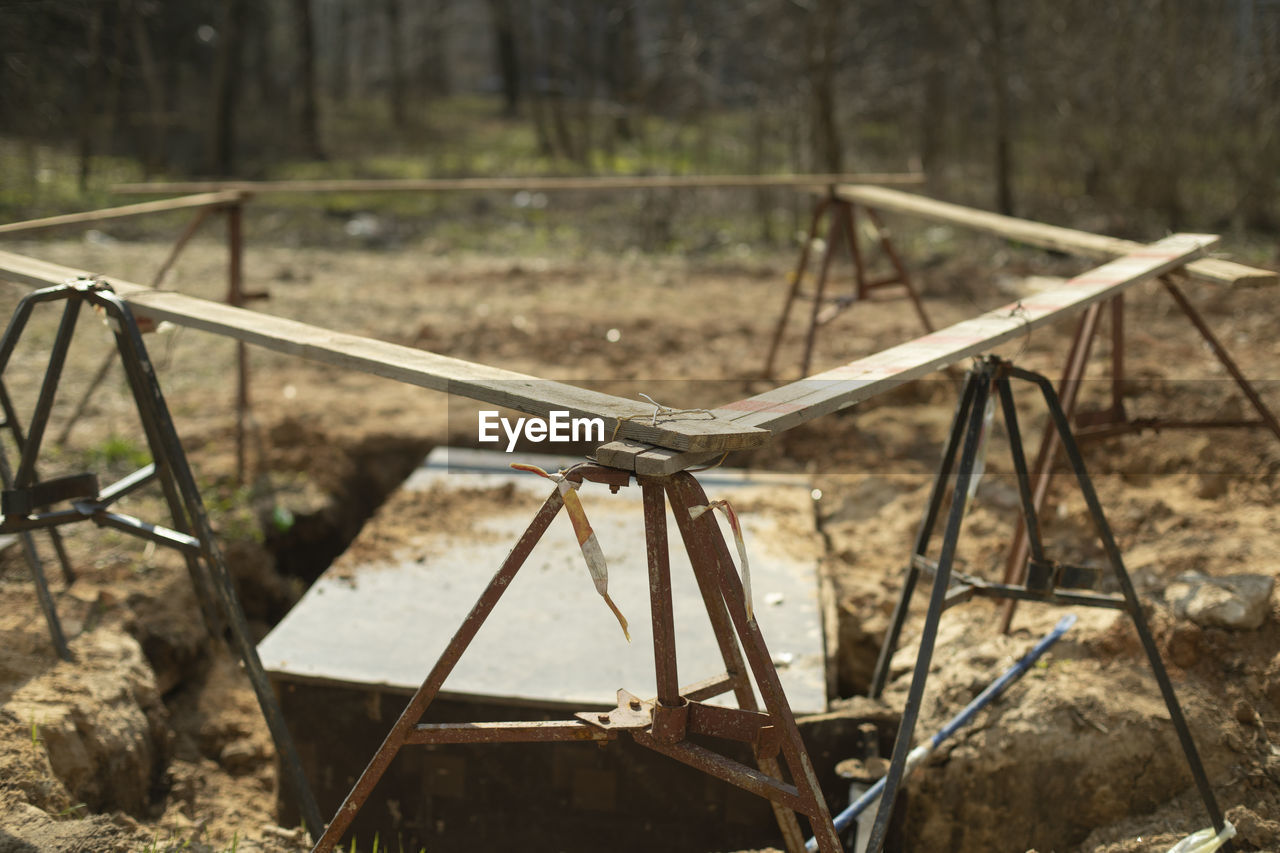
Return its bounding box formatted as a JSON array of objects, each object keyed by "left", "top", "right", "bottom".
[
  {"left": 836, "top": 184, "right": 1276, "bottom": 288},
  {"left": 111, "top": 173, "right": 925, "bottom": 195},
  {"left": 0, "top": 192, "right": 244, "bottom": 235},
  {"left": 596, "top": 233, "right": 1218, "bottom": 474},
  {"left": 0, "top": 250, "right": 766, "bottom": 454}
]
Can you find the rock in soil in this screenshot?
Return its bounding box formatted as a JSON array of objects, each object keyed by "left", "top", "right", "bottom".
[{"left": 1165, "top": 573, "right": 1275, "bottom": 631}]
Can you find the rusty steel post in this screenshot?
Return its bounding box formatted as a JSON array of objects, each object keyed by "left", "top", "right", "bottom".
[
  {"left": 225, "top": 202, "right": 250, "bottom": 483},
  {"left": 864, "top": 206, "right": 934, "bottom": 334},
  {"left": 665, "top": 475, "right": 808, "bottom": 852},
  {"left": 1161, "top": 276, "right": 1280, "bottom": 442},
  {"left": 799, "top": 207, "right": 844, "bottom": 378},
  {"left": 998, "top": 301, "right": 1102, "bottom": 633},
  {"left": 765, "top": 198, "right": 831, "bottom": 379},
  {"left": 666, "top": 473, "right": 840, "bottom": 853},
  {"left": 841, "top": 201, "right": 869, "bottom": 300},
  {"left": 642, "top": 480, "right": 681, "bottom": 709},
  {"left": 1110, "top": 295, "right": 1126, "bottom": 420},
  {"left": 151, "top": 206, "right": 215, "bottom": 290},
  {"left": 311, "top": 487, "right": 567, "bottom": 853}
]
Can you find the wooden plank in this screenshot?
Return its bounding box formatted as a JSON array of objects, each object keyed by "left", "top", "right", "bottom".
[
  {"left": 595, "top": 233, "right": 1218, "bottom": 474},
  {"left": 0, "top": 250, "right": 766, "bottom": 453},
  {"left": 111, "top": 173, "right": 924, "bottom": 195},
  {"left": 0, "top": 192, "right": 244, "bottom": 235},
  {"left": 836, "top": 184, "right": 1276, "bottom": 288}
]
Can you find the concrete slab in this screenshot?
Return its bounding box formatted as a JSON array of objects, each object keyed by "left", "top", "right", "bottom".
[{"left": 259, "top": 447, "right": 829, "bottom": 714}]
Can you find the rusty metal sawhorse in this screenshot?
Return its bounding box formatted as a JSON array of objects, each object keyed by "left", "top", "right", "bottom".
[
  {"left": 860, "top": 355, "right": 1230, "bottom": 853},
  {"left": 998, "top": 276, "right": 1280, "bottom": 633},
  {"left": 0, "top": 278, "right": 322, "bottom": 835},
  {"left": 764, "top": 189, "right": 935, "bottom": 379},
  {"left": 311, "top": 465, "right": 843, "bottom": 853}
]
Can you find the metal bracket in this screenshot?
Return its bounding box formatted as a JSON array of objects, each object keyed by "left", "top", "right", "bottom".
[{"left": 1, "top": 473, "right": 100, "bottom": 516}]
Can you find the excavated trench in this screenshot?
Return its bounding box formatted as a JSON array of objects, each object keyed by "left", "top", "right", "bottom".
[{"left": 257, "top": 431, "right": 435, "bottom": 588}]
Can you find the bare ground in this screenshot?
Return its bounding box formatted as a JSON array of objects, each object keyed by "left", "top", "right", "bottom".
[{"left": 0, "top": 226, "right": 1277, "bottom": 852}]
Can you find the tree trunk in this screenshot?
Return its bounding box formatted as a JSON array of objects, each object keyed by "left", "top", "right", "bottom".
[
  {"left": 77, "top": 4, "right": 105, "bottom": 191},
  {"left": 292, "top": 0, "right": 324, "bottom": 158},
  {"left": 918, "top": 0, "right": 948, "bottom": 196},
  {"left": 987, "top": 0, "right": 1013, "bottom": 215},
  {"left": 332, "top": 0, "right": 350, "bottom": 102},
  {"left": 210, "top": 0, "right": 246, "bottom": 175},
  {"left": 489, "top": 0, "right": 520, "bottom": 116},
  {"left": 384, "top": 0, "right": 406, "bottom": 128},
  {"left": 131, "top": 4, "right": 167, "bottom": 176},
  {"left": 809, "top": 0, "right": 843, "bottom": 173}
]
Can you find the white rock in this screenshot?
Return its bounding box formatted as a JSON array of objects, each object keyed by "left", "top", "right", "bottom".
[{"left": 1165, "top": 573, "right": 1275, "bottom": 630}]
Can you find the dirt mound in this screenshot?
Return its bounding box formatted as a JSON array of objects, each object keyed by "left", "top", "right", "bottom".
[{"left": 2, "top": 629, "right": 169, "bottom": 817}]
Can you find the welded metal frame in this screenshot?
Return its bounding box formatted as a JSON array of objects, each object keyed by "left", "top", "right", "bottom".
[
  {"left": 310, "top": 464, "right": 842, "bottom": 853},
  {"left": 763, "top": 192, "right": 934, "bottom": 379},
  {"left": 0, "top": 279, "right": 322, "bottom": 836},
  {"left": 864, "top": 356, "right": 1229, "bottom": 853}
]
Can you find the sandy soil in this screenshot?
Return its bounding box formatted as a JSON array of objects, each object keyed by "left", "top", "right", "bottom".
[{"left": 0, "top": 222, "right": 1277, "bottom": 852}]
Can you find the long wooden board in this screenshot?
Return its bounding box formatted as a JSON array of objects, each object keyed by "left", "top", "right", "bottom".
[
  {"left": 0, "top": 250, "right": 766, "bottom": 453},
  {"left": 596, "top": 233, "right": 1218, "bottom": 474},
  {"left": 111, "top": 173, "right": 924, "bottom": 195},
  {"left": 836, "top": 184, "right": 1274, "bottom": 288},
  {"left": 0, "top": 192, "right": 244, "bottom": 235}
]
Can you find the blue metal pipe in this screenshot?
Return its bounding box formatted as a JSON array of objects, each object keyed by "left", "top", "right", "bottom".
[{"left": 807, "top": 612, "right": 1078, "bottom": 851}]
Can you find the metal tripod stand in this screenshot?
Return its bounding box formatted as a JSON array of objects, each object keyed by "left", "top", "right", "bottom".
[
  {"left": 860, "top": 355, "right": 1229, "bottom": 853},
  {"left": 0, "top": 278, "right": 323, "bottom": 836},
  {"left": 763, "top": 191, "right": 934, "bottom": 379},
  {"left": 311, "top": 465, "right": 843, "bottom": 853}
]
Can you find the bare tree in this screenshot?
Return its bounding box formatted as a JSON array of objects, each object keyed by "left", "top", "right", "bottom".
[
  {"left": 384, "top": 0, "right": 407, "bottom": 128},
  {"left": 292, "top": 0, "right": 324, "bottom": 158},
  {"left": 210, "top": 0, "right": 247, "bottom": 175},
  {"left": 807, "top": 0, "right": 843, "bottom": 173},
  {"left": 488, "top": 0, "right": 521, "bottom": 116}
]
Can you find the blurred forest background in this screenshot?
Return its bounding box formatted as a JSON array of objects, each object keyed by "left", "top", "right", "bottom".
[{"left": 1, "top": 0, "right": 1278, "bottom": 250}]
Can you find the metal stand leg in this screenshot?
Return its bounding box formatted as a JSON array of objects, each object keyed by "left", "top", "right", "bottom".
[
  {"left": 1015, "top": 363, "right": 1230, "bottom": 844},
  {"left": 863, "top": 207, "right": 934, "bottom": 334},
  {"left": 865, "top": 356, "right": 1230, "bottom": 853},
  {"left": 1160, "top": 276, "right": 1280, "bottom": 442},
  {"left": 998, "top": 301, "right": 1102, "bottom": 633},
  {"left": 868, "top": 369, "right": 980, "bottom": 698},
  {"left": 865, "top": 363, "right": 992, "bottom": 853},
  {"left": 666, "top": 473, "right": 839, "bottom": 852},
  {"left": 799, "top": 205, "right": 846, "bottom": 378},
  {"left": 765, "top": 199, "right": 830, "bottom": 379}
]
